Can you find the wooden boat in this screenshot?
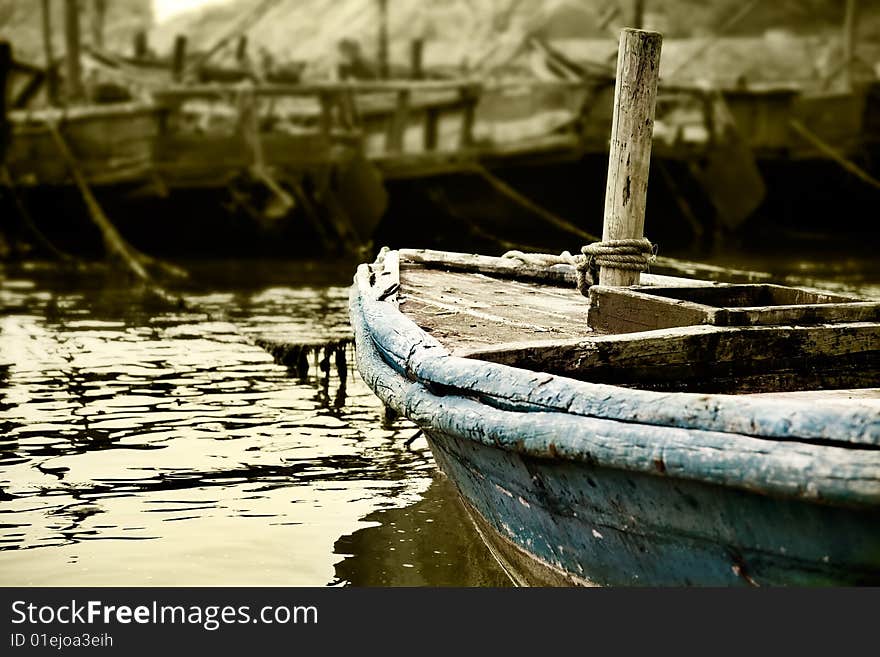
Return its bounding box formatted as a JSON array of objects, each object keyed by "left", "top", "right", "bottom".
[{"left": 350, "top": 30, "right": 880, "bottom": 586}]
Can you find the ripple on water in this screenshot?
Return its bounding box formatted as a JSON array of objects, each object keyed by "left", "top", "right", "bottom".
[{"left": 0, "top": 266, "right": 453, "bottom": 585}]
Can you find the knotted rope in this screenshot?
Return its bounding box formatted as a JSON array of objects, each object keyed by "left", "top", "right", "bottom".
[
  {"left": 502, "top": 237, "right": 656, "bottom": 297},
  {"left": 577, "top": 238, "right": 655, "bottom": 295}
]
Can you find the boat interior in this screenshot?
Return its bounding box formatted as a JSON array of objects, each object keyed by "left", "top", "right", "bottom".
[{"left": 392, "top": 249, "right": 880, "bottom": 400}]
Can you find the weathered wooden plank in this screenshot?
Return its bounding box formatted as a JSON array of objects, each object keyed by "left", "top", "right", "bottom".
[
  {"left": 385, "top": 89, "right": 410, "bottom": 153},
  {"left": 748, "top": 388, "right": 880, "bottom": 404},
  {"left": 461, "top": 323, "right": 880, "bottom": 394},
  {"left": 403, "top": 268, "right": 586, "bottom": 320},
  {"left": 600, "top": 29, "right": 662, "bottom": 286},
  {"left": 423, "top": 106, "right": 440, "bottom": 151},
  {"left": 720, "top": 303, "right": 880, "bottom": 327},
  {"left": 400, "top": 267, "right": 590, "bottom": 342},
  {"left": 638, "top": 283, "right": 855, "bottom": 306},
  {"left": 401, "top": 248, "right": 577, "bottom": 286},
  {"left": 318, "top": 90, "right": 333, "bottom": 137},
  {"left": 588, "top": 283, "right": 879, "bottom": 332},
  {"left": 172, "top": 35, "right": 187, "bottom": 84},
  {"left": 154, "top": 133, "right": 338, "bottom": 170},
  {"left": 9, "top": 102, "right": 158, "bottom": 123},
  {"left": 398, "top": 248, "right": 769, "bottom": 288},
  {"left": 63, "top": 0, "right": 84, "bottom": 102},
  {"left": 459, "top": 85, "right": 478, "bottom": 148},
  {"left": 588, "top": 285, "right": 713, "bottom": 332},
  {"left": 153, "top": 79, "right": 585, "bottom": 102},
  {"left": 436, "top": 435, "right": 880, "bottom": 586}
]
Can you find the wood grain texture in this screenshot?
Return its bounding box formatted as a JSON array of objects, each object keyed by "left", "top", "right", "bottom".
[
  {"left": 434, "top": 433, "right": 880, "bottom": 586},
  {"left": 600, "top": 29, "right": 662, "bottom": 286},
  {"left": 350, "top": 271, "right": 880, "bottom": 504},
  {"left": 398, "top": 248, "right": 768, "bottom": 290},
  {"left": 351, "top": 251, "right": 880, "bottom": 586},
  {"left": 588, "top": 284, "right": 880, "bottom": 333},
  {"left": 461, "top": 322, "right": 880, "bottom": 395},
  {"left": 399, "top": 266, "right": 590, "bottom": 353},
  {"left": 357, "top": 255, "right": 880, "bottom": 448},
  {"left": 385, "top": 89, "right": 410, "bottom": 153}
]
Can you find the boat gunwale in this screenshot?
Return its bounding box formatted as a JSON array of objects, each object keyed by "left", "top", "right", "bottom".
[
  {"left": 358, "top": 252, "right": 880, "bottom": 446},
  {"left": 349, "top": 252, "right": 880, "bottom": 506}
]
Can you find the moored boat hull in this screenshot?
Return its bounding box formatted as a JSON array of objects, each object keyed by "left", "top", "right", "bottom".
[
  {"left": 427, "top": 432, "right": 880, "bottom": 587},
  {"left": 349, "top": 249, "right": 880, "bottom": 587}
]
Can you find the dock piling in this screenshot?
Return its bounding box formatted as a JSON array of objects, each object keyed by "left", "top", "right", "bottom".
[
  {"left": 172, "top": 36, "right": 187, "bottom": 83},
  {"left": 599, "top": 28, "right": 662, "bottom": 287},
  {"left": 40, "top": 0, "right": 60, "bottom": 105},
  {"left": 63, "top": 0, "right": 84, "bottom": 102},
  {"left": 410, "top": 39, "right": 424, "bottom": 80}
]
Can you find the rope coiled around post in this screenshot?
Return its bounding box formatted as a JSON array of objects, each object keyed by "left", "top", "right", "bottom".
[
  {"left": 501, "top": 238, "right": 656, "bottom": 297},
  {"left": 575, "top": 238, "right": 655, "bottom": 296}
]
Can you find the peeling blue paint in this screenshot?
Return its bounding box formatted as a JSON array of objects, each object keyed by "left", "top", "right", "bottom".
[{"left": 350, "top": 262, "right": 880, "bottom": 585}]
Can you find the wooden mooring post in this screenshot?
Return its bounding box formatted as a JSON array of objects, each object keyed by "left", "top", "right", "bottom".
[
  {"left": 132, "top": 30, "right": 148, "bottom": 60},
  {"left": 40, "top": 0, "right": 60, "bottom": 105},
  {"left": 0, "top": 41, "right": 9, "bottom": 160},
  {"left": 91, "top": 0, "right": 106, "bottom": 50},
  {"left": 377, "top": 0, "right": 389, "bottom": 80},
  {"left": 63, "top": 0, "right": 85, "bottom": 102},
  {"left": 410, "top": 39, "right": 424, "bottom": 80},
  {"left": 843, "top": 0, "right": 858, "bottom": 90},
  {"left": 172, "top": 35, "right": 187, "bottom": 83},
  {"left": 599, "top": 28, "right": 662, "bottom": 287},
  {"left": 631, "top": 0, "right": 645, "bottom": 29}
]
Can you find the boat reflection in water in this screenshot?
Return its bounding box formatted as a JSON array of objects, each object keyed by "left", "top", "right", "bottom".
[{"left": 333, "top": 471, "right": 512, "bottom": 587}]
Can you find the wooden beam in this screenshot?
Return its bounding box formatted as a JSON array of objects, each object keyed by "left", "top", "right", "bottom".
[
  {"left": 789, "top": 118, "right": 880, "bottom": 191},
  {"left": 631, "top": 0, "right": 645, "bottom": 29},
  {"left": 843, "top": 0, "right": 858, "bottom": 90},
  {"left": 423, "top": 106, "right": 439, "bottom": 150},
  {"left": 40, "top": 0, "right": 59, "bottom": 105},
  {"left": 63, "top": 0, "right": 84, "bottom": 102},
  {"left": 187, "top": 0, "right": 282, "bottom": 74},
  {"left": 385, "top": 88, "right": 410, "bottom": 153},
  {"left": 377, "top": 0, "right": 389, "bottom": 80},
  {"left": 318, "top": 90, "right": 333, "bottom": 137},
  {"left": 468, "top": 164, "right": 598, "bottom": 243},
  {"left": 132, "top": 29, "right": 148, "bottom": 60},
  {"left": 0, "top": 41, "right": 9, "bottom": 160},
  {"left": 45, "top": 119, "right": 188, "bottom": 287},
  {"left": 410, "top": 38, "right": 424, "bottom": 80},
  {"left": 153, "top": 79, "right": 587, "bottom": 102},
  {"left": 91, "top": 0, "right": 106, "bottom": 50},
  {"left": 599, "top": 28, "right": 662, "bottom": 286},
  {"left": 171, "top": 35, "right": 187, "bottom": 83},
  {"left": 235, "top": 35, "right": 248, "bottom": 65},
  {"left": 459, "top": 85, "right": 477, "bottom": 148}
]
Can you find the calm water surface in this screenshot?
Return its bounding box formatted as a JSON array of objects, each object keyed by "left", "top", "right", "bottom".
[
  {"left": 1, "top": 253, "right": 877, "bottom": 587},
  {"left": 0, "top": 260, "right": 510, "bottom": 586}
]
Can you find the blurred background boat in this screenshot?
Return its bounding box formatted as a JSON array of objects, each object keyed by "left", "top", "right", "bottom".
[{"left": 1, "top": 0, "right": 879, "bottom": 263}]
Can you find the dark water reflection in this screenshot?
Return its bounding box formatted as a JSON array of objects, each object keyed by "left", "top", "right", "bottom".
[
  {"left": 333, "top": 474, "right": 510, "bottom": 587},
  {"left": 0, "top": 260, "right": 506, "bottom": 586}
]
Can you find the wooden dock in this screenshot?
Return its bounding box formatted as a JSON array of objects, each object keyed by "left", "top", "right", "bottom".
[{"left": 3, "top": 34, "right": 880, "bottom": 255}]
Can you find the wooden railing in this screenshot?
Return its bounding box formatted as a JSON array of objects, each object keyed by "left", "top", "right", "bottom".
[{"left": 151, "top": 79, "right": 587, "bottom": 156}]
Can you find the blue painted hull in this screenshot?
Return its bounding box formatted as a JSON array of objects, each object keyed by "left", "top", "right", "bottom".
[
  {"left": 350, "top": 254, "right": 880, "bottom": 586},
  {"left": 428, "top": 433, "right": 880, "bottom": 586}
]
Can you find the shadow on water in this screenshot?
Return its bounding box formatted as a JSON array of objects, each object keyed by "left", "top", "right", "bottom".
[{"left": 332, "top": 472, "right": 512, "bottom": 587}]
